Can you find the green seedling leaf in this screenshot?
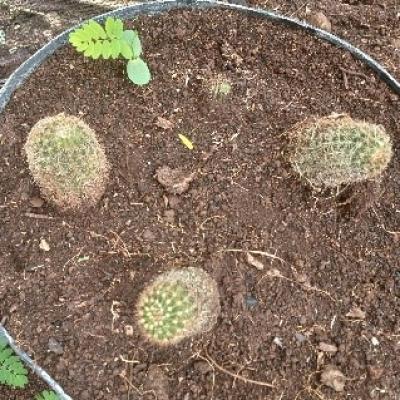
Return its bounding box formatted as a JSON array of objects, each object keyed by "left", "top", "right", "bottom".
[
  {"left": 87, "top": 20, "right": 107, "bottom": 39},
  {"left": 122, "top": 30, "right": 142, "bottom": 57},
  {"left": 110, "top": 38, "right": 121, "bottom": 59},
  {"left": 101, "top": 39, "right": 112, "bottom": 59},
  {"left": 105, "top": 17, "right": 124, "bottom": 39},
  {"left": 178, "top": 134, "right": 194, "bottom": 150},
  {"left": 34, "top": 390, "right": 60, "bottom": 400},
  {"left": 78, "top": 255, "right": 90, "bottom": 263},
  {"left": 69, "top": 17, "right": 151, "bottom": 86},
  {"left": 0, "top": 336, "right": 28, "bottom": 389},
  {"left": 120, "top": 40, "right": 134, "bottom": 60},
  {"left": 127, "top": 58, "right": 151, "bottom": 86}
]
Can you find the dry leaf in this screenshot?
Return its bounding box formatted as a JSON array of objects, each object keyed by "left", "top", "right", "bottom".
[
  {"left": 155, "top": 166, "right": 195, "bottom": 195},
  {"left": 318, "top": 342, "right": 338, "bottom": 354},
  {"left": 346, "top": 306, "right": 366, "bottom": 320},
  {"left": 156, "top": 116, "right": 174, "bottom": 130},
  {"left": 246, "top": 253, "right": 264, "bottom": 271},
  {"left": 320, "top": 365, "right": 346, "bottom": 392},
  {"left": 178, "top": 134, "right": 194, "bottom": 150},
  {"left": 39, "top": 238, "right": 50, "bottom": 252}
]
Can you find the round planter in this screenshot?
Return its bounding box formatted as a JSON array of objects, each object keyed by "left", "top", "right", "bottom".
[{"left": 0, "top": 2, "right": 399, "bottom": 400}]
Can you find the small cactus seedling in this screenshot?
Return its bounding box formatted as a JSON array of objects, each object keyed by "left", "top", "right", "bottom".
[
  {"left": 208, "top": 75, "right": 232, "bottom": 98},
  {"left": 289, "top": 115, "right": 393, "bottom": 188},
  {"left": 136, "top": 267, "right": 220, "bottom": 345},
  {"left": 25, "top": 113, "right": 109, "bottom": 210}
]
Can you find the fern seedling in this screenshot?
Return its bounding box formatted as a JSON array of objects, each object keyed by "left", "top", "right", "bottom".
[
  {"left": 69, "top": 17, "right": 151, "bottom": 86},
  {"left": 0, "top": 336, "right": 28, "bottom": 389},
  {"left": 34, "top": 390, "right": 60, "bottom": 400}
]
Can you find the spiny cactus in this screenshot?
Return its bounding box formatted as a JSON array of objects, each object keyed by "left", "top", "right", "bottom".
[
  {"left": 136, "top": 267, "right": 220, "bottom": 345},
  {"left": 25, "top": 113, "right": 109, "bottom": 210},
  {"left": 289, "top": 115, "right": 393, "bottom": 188}
]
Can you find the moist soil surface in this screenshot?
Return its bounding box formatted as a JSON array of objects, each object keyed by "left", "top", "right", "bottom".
[{"left": 1, "top": 7, "right": 400, "bottom": 400}]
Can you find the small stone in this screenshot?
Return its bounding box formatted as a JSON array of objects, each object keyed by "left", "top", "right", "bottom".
[
  {"left": 367, "top": 365, "right": 384, "bottom": 381},
  {"left": 39, "top": 238, "right": 50, "bottom": 252},
  {"left": 371, "top": 336, "right": 380, "bottom": 346},
  {"left": 48, "top": 337, "right": 64, "bottom": 355},
  {"left": 29, "top": 196, "right": 44, "bottom": 208},
  {"left": 346, "top": 306, "right": 366, "bottom": 320},
  {"left": 246, "top": 253, "right": 264, "bottom": 271},
  {"left": 320, "top": 365, "right": 346, "bottom": 392},
  {"left": 168, "top": 195, "right": 181, "bottom": 209},
  {"left": 318, "top": 342, "right": 338, "bottom": 354},
  {"left": 124, "top": 325, "right": 133, "bottom": 336},
  {"left": 81, "top": 390, "right": 90, "bottom": 400},
  {"left": 193, "top": 360, "right": 213, "bottom": 374},
  {"left": 142, "top": 229, "right": 156, "bottom": 242},
  {"left": 273, "top": 337, "right": 284, "bottom": 348},
  {"left": 295, "top": 333, "right": 307, "bottom": 343},
  {"left": 164, "top": 209, "right": 175, "bottom": 224},
  {"left": 155, "top": 166, "right": 195, "bottom": 195},
  {"left": 308, "top": 12, "right": 332, "bottom": 32},
  {"left": 245, "top": 294, "right": 258, "bottom": 309}
]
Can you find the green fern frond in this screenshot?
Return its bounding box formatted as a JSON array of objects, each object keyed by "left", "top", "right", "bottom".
[
  {"left": 34, "top": 390, "right": 60, "bottom": 400},
  {"left": 0, "top": 336, "right": 28, "bottom": 389}
]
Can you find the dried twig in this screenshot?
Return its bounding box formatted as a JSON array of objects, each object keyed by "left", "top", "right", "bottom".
[
  {"left": 218, "top": 248, "right": 286, "bottom": 264},
  {"left": 24, "top": 212, "right": 54, "bottom": 220},
  {"left": 199, "top": 352, "right": 275, "bottom": 388}
]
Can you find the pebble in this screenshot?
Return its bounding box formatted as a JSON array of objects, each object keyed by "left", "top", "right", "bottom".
[
  {"left": 124, "top": 325, "right": 133, "bottom": 336},
  {"left": 193, "top": 360, "right": 213, "bottom": 374},
  {"left": 29, "top": 196, "right": 44, "bottom": 208},
  {"left": 164, "top": 209, "right": 175, "bottom": 224},
  {"left": 295, "top": 333, "right": 307, "bottom": 344},
  {"left": 48, "top": 337, "right": 64, "bottom": 355},
  {"left": 308, "top": 12, "right": 332, "bottom": 32},
  {"left": 245, "top": 294, "right": 258, "bottom": 309},
  {"left": 142, "top": 229, "right": 156, "bottom": 242}
]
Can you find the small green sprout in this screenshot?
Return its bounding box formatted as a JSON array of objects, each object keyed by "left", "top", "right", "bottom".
[
  {"left": 69, "top": 17, "right": 151, "bottom": 86},
  {"left": 210, "top": 77, "right": 232, "bottom": 98},
  {"left": 0, "top": 336, "right": 28, "bottom": 389},
  {"left": 34, "top": 391, "right": 60, "bottom": 400}
]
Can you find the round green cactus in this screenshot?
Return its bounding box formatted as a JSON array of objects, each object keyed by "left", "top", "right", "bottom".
[
  {"left": 136, "top": 267, "right": 220, "bottom": 345},
  {"left": 24, "top": 113, "right": 109, "bottom": 209},
  {"left": 289, "top": 115, "right": 393, "bottom": 188}
]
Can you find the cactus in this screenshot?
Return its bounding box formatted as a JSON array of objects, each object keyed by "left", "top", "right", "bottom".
[
  {"left": 209, "top": 76, "right": 232, "bottom": 98},
  {"left": 24, "top": 113, "right": 109, "bottom": 209},
  {"left": 289, "top": 115, "right": 393, "bottom": 188},
  {"left": 136, "top": 267, "right": 220, "bottom": 345}
]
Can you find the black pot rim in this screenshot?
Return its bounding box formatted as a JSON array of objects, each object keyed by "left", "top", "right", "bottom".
[{"left": 0, "top": 0, "right": 399, "bottom": 114}]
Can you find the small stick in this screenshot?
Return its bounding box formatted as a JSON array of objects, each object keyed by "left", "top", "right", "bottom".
[
  {"left": 218, "top": 248, "right": 286, "bottom": 264},
  {"left": 25, "top": 212, "right": 54, "bottom": 220},
  {"left": 0, "top": 325, "right": 73, "bottom": 400},
  {"left": 341, "top": 69, "right": 349, "bottom": 89},
  {"left": 339, "top": 67, "right": 368, "bottom": 80},
  {"left": 200, "top": 352, "right": 275, "bottom": 388}
]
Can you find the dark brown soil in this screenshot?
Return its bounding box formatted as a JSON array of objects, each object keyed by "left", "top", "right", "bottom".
[{"left": 1, "top": 7, "right": 399, "bottom": 400}]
